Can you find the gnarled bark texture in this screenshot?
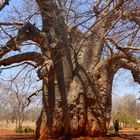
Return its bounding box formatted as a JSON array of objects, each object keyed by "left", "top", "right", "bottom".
[
  {"left": 33, "top": 0, "right": 140, "bottom": 139},
  {"left": 35, "top": 1, "right": 114, "bottom": 139}
]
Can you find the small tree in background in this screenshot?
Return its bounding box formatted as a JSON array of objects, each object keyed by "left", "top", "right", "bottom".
[
  {"left": 0, "top": 77, "right": 41, "bottom": 128},
  {"left": 112, "top": 93, "right": 139, "bottom": 128}
]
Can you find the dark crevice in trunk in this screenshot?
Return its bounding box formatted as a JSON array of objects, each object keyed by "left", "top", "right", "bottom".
[
  {"left": 43, "top": 66, "right": 55, "bottom": 129},
  {"left": 35, "top": 109, "right": 43, "bottom": 140},
  {"left": 52, "top": 50, "right": 71, "bottom": 139}
]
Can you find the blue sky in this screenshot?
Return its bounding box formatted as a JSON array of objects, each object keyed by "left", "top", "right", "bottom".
[{"left": 113, "top": 69, "right": 140, "bottom": 99}]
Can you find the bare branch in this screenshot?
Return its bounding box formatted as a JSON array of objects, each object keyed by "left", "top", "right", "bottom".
[
  {"left": 132, "top": 71, "right": 140, "bottom": 84},
  {"left": 106, "top": 37, "right": 140, "bottom": 52},
  {"left": 0, "top": 52, "right": 47, "bottom": 66},
  {"left": 0, "top": 0, "right": 10, "bottom": 11},
  {"left": 0, "top": 22, "right": 24, "bottom": 26},
  {"left": 26, "top": 89, "right": 42, "bottom": 107},
  {"left": 0, "top": 22, "right": 49, "bottom": 58},
  {"left": 127, "top": 29, "right": 139, "bottom": 46},
  {"left": 106, "top": 50, "right": 140, "bottom": 85},
  {"left": 0, "top": 25, "right": 13, "bottom": 39},
  {"left": 121, "top": 59, "right": 140, "bottom": 84},
  {"left": 121, "top": 8, "right": 140, "bottom": 26},
  {"left": 12, "top": 65, "right": 28, "bottom": 81},
  {"left": 0, "top": 62, "right": 37, "bottom": 71}
]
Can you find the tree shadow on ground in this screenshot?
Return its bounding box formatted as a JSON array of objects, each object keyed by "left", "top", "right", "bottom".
[
  {"left": 106, "top": 133, "right": 140, "bottom": 140},
  {"left": 119, "top": 134, "right": 140, "bottom": 140},
  {"left": 0, "top": 134, "right": 34, "bottom": 140}
]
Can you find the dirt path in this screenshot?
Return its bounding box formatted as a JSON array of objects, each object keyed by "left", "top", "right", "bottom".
[
  {"left": 0, "top": 133, "right": 34, "bottom": 140},
  {"left": 0, "top": 129, "right": 139, "bottom": 140},
  {"left": 75, "top": 129, "right": 140, "bottom": 140},
  {"left": 0, "top": 130, "right": 34, "bottom": 140}
]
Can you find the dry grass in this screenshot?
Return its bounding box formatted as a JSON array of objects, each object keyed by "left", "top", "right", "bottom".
[{"left": 0, "top": 120, "right": 36, "bottom": 130}]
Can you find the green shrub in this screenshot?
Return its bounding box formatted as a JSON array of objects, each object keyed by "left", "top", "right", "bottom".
[
  {"left": 15, "top": 126, "right": 34, "bottom": 133},
  {"left": 24, "top": 126, "right": 34, "bottom": 133},
  {"left": 15, "top": 127, "right": 24, "bottom": 133}
]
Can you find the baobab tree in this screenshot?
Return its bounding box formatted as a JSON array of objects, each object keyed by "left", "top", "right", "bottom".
[{"left": 0, "top": 0, "right": 140, "bottom": 139}]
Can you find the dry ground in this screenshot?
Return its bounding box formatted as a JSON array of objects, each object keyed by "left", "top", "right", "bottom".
[
  {"left": 0, "top": 121, "right": 35, "bottom": 140},
  {"left": 0, "top": 128, "right": 139, "bottom": 140},
  {"left": 0, "top": 121, "right": 35, "bottom": 130},
  {"left": 73, "top": 128, "right": 140, "bottom": 140}
]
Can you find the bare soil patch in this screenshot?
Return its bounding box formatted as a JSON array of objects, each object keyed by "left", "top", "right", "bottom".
[
  {"left": 0, "top": 128, "right": 139, "bottom": 140},
  {"left": 73, "top": 128, "right": 140, "bottom": 140},
  {"left": 0, "top": 130, "right": 34, "bottom": 140}
]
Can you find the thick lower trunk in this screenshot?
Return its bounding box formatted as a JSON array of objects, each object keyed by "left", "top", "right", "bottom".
[
  {"left": 36, "top": 97, "right": 109, "bottom": 139},
  {"left": 36, "top": 107, "right": 108, "bottom": 140},
  {"left": 35, "top": 68, "right": 112, "bottom": 139}
]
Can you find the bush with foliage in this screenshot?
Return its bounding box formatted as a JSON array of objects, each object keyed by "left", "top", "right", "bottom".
[
  {"left": 15, "top": 126, "right": 34, "bottom": 133},
  {"left": 15, "top": 127, "right": 24, "bottom": 133},
  {"left": 118, "top": 111, "right": 138, "bottom": 127}
]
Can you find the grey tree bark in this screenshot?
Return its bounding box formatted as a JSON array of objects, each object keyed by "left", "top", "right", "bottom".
[{"left": 34, "top": 1, "right": 140, "bottom": 139}]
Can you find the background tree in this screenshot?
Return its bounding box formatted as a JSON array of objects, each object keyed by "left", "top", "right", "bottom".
[
  {"left": 112, "top": 93, "right": 140, "bottom": 127},
  {"left": 0, "top": 76, "right": 42, "bottom": 128},
  {"left": 0, "top": 0, "right": 140, "bottom": 139},
  {"left": 135, "top": 102, "right": 140, "bottom": 119}
]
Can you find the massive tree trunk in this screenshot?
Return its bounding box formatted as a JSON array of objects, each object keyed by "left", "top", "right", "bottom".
[
  {"left": 34, "top": 0, "right": 115, "bottom": 139},
  {"left": 36, "top": 78, "right": 112, "bottom": 139},
  {"left": 37, "top": 50, "right": 140, "bottom": 139},
  {"left": 34, "top": 1, "right": 115, "bottom": 139},
  {"left": 35, "top": 58, "right": 115, "bottom": 139}
]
